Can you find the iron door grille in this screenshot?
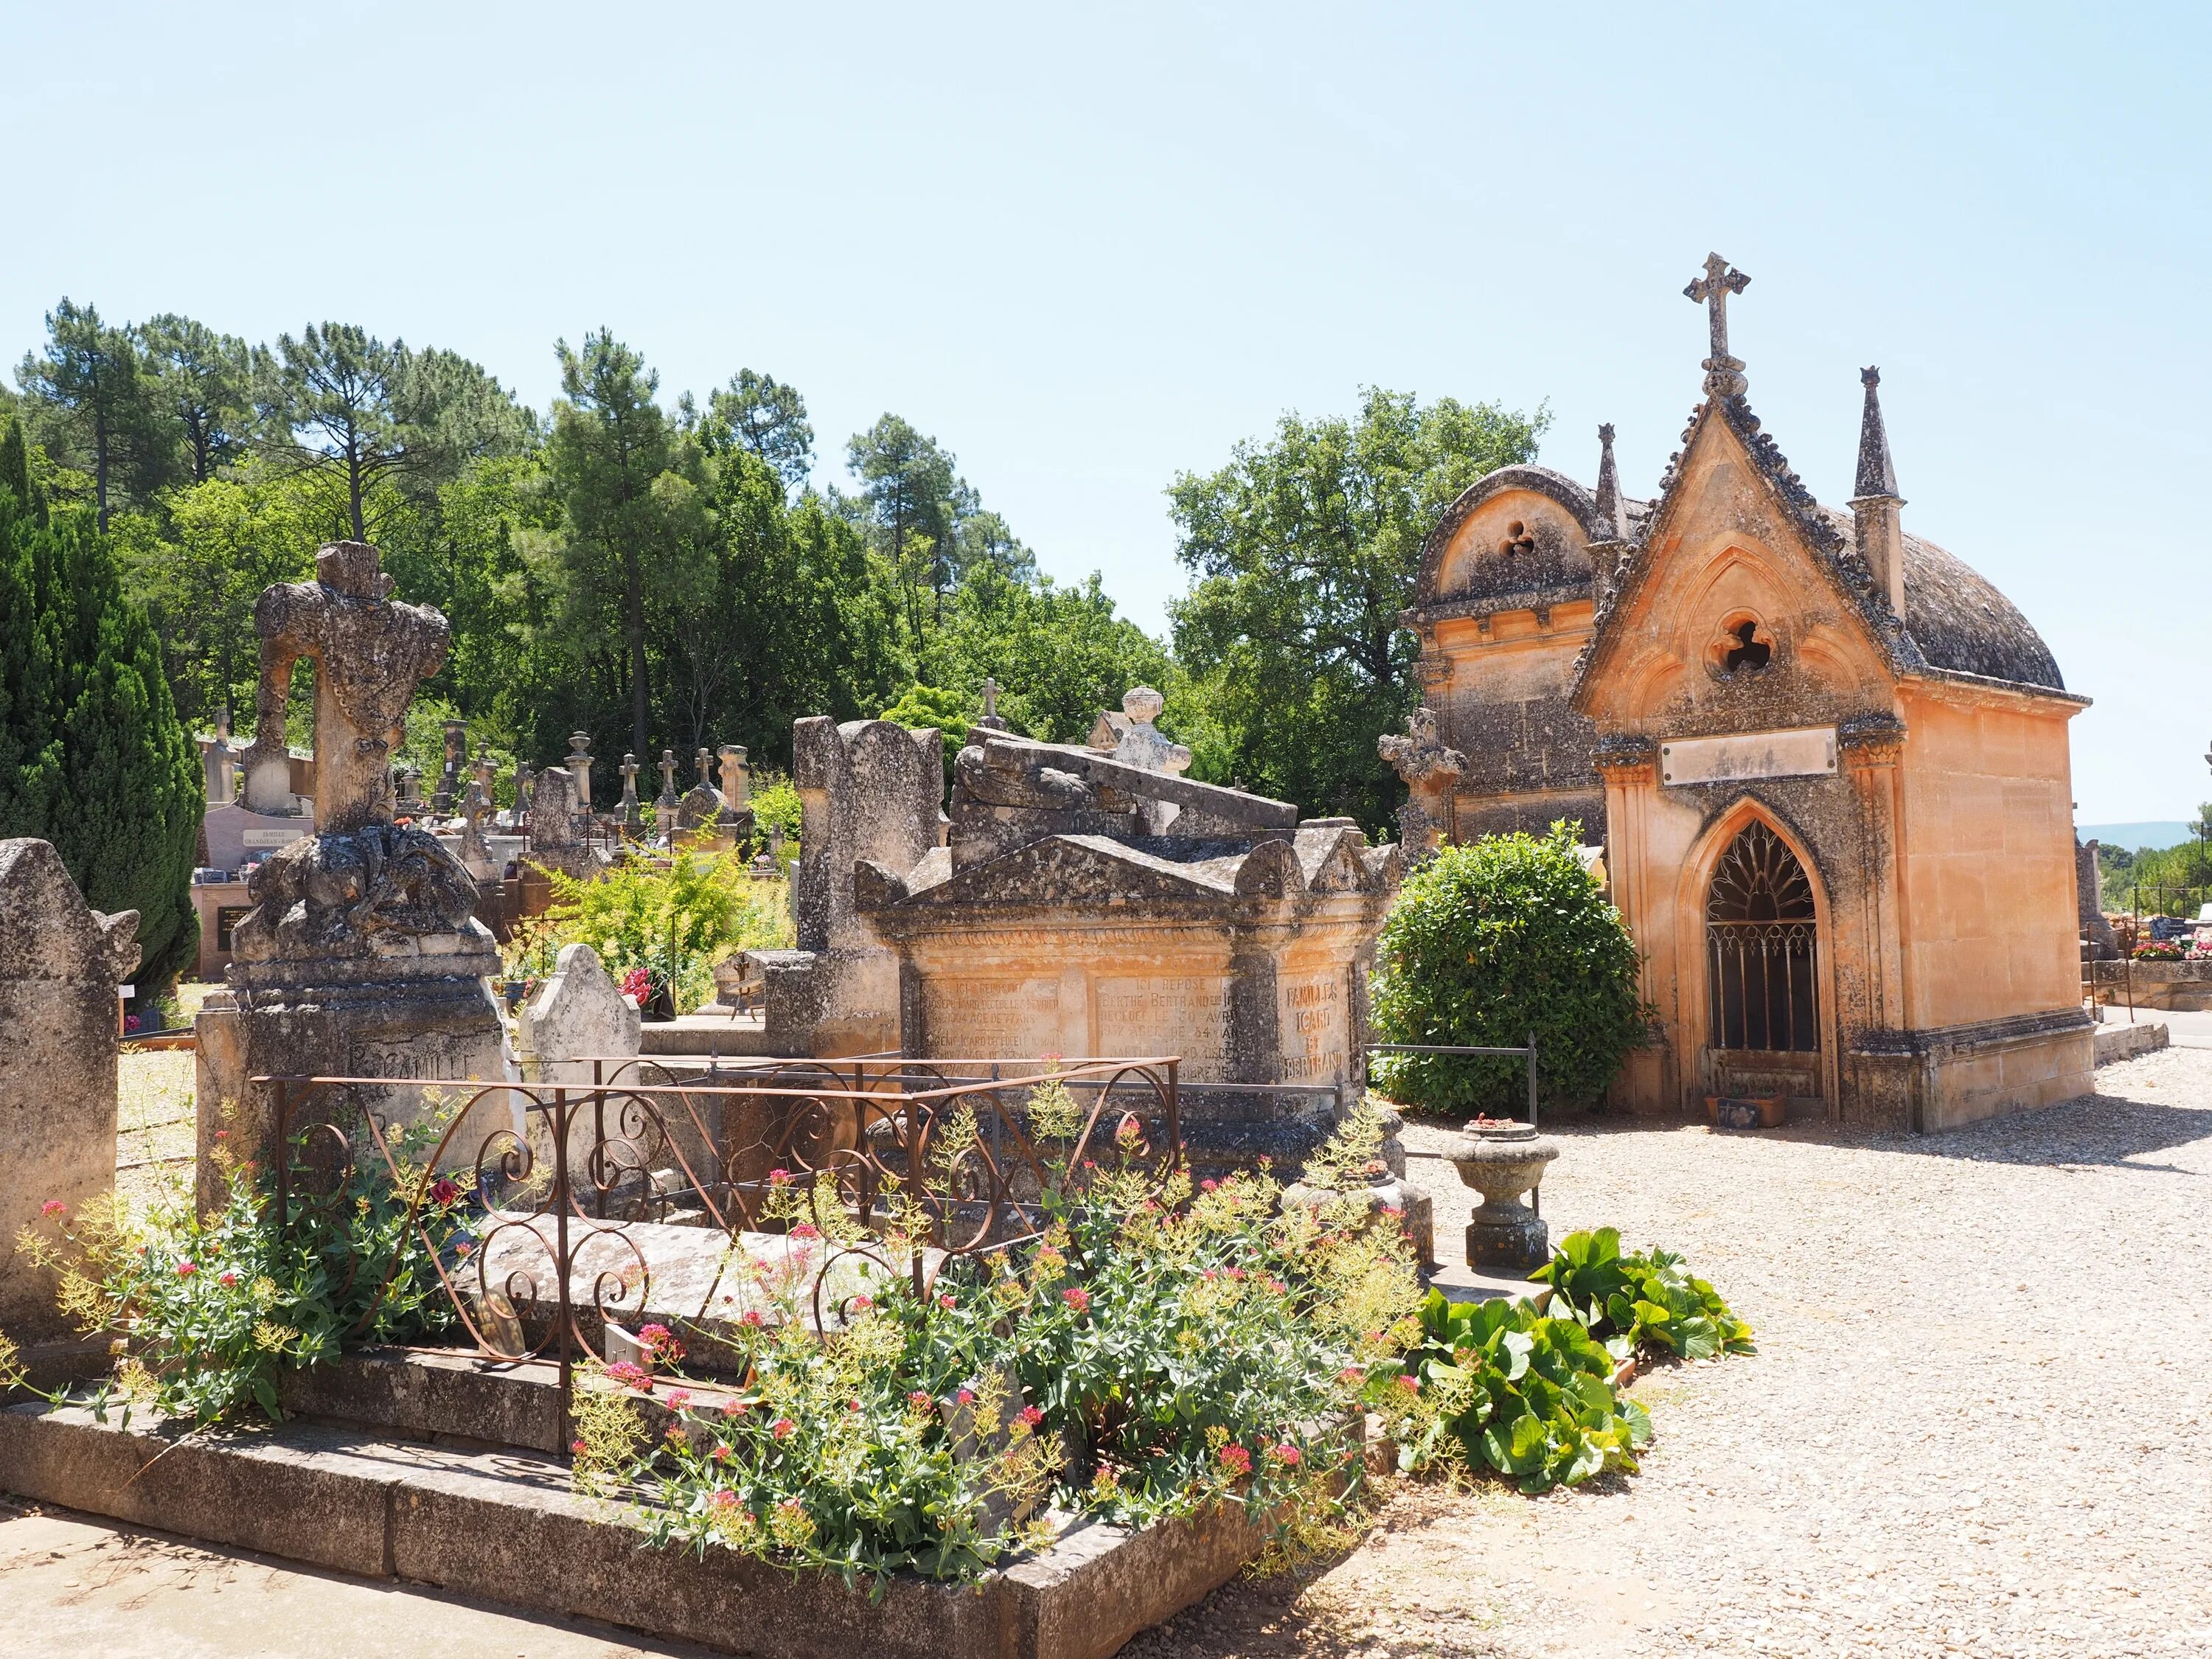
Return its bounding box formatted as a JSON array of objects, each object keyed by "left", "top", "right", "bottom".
[{"left": 1706, "top": 821, "right": 1820, "bottom": 1054}]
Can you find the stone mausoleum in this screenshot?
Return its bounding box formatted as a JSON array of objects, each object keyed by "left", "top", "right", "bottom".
[
  {"left": 757, "top": 689, "right": 1401, "bottom": 1142},
  {"left": 1386, "top": 255, "right": 2092, "bottom": 1132}
]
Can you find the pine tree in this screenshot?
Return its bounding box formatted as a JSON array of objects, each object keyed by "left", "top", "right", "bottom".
[{"left": 0, "top": 413, "right": 202, "bottom": 989}]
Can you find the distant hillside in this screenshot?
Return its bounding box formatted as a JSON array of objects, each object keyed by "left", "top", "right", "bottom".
[{"left": 2078, "top": 821, "right": 2197, "bottom": 852}]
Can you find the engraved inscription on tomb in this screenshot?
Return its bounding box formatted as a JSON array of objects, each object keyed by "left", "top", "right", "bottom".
[
  {"left": 1095, "top": 975, "right": 1228, "bottom": 1068},
  {"left": 1660, "top": 726, "right": 1837, "bottom": 787},
  {"left": 1277, "top": 973, "right": 1345, "bottom": 1083}
]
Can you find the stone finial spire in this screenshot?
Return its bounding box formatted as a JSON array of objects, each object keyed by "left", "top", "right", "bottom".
[
  {"left": 1684, "top": 252, "right": 1752, "bottom": 398},
  {"left": 1848, "top": 367, "right": 1908, "bottom": 617},
  {"left": 1589, "top": 423, "right": 1632, "bottom": 607},
  {"left": 1854, "top": 366, "right": 1900, "bottom": 498},
  {"left": 1592, "top": 423, "right": 1629, "bottom": 540}
]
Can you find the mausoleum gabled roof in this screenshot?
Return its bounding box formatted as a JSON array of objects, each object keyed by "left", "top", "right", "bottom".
[{"left": 1569, "top": 392, "right": 2076, "bottom": 705}]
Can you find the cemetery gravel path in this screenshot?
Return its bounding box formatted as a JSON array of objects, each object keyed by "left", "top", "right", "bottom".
[{"left": 1132, "top": 1045, "right": 2212, "bottom": 1659}]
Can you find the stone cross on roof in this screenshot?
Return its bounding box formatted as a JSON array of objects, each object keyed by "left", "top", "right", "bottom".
[{"left": 1684, "top": 252, "right": 1752, "bottom": 398}]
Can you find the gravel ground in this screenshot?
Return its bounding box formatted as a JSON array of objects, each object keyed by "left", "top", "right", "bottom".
[{"left": 1131, "top": 1046, "right": 2212, "bottom": 1658}]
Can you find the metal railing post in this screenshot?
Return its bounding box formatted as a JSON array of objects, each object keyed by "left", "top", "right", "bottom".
[
  {"left": 1526, "top": 1032, "right": 1538, "bottom": 1132},
  {"left": 553, "top": 1085, "right": 572, "bottom": 1449}
]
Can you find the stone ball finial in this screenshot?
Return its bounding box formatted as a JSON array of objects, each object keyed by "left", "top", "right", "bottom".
[{"left": 1121, "top": 686, "right": 1165, "bottom": 724}]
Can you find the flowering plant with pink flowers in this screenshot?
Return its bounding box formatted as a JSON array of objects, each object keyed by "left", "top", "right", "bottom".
[
  {"left": 568, "top": 1102, "right": 1427, "bottom": 1586},
  {"left": 2, "top": 1101, "right": 479, "bottom": 1426}
]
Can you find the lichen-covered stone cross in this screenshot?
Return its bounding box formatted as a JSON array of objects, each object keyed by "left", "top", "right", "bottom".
[{"left": 1684, "top": 252, "right": 1752, "bottom": 395}]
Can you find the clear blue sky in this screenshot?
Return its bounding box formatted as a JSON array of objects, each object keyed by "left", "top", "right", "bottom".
[{"left": 4, "top": 1, "right": 2203, "bottom": 822}]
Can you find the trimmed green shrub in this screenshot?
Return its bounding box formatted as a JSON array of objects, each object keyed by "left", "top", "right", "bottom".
[
  {"left": 1369, "top": 822, "right": 1643, "bottom": 1115},
  {"left": 0, "top": 414, "right": 201, "bottom": 989}
]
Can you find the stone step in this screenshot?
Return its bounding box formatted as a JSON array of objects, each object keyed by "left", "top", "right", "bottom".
[{"left": 0, "top": 1394, "right": 1267, "bottom": 1659}]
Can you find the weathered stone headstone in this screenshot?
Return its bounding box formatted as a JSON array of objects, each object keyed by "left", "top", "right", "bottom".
[
  {"left": 717, "top": 745, "right": 749, "bottom": 810},
  {"left": 198, "top": 704, "right": 240, "bottom": 806},
  {"left": 655, "top": 750, "right": 680, "bottom": 838},
  {"left": 432, "top": 719, "right": 467, "bottom": 813},
  {"left": 526, "top": 765, "right": 585, "bottom": 877},
  {"left": 619, "top": 753, "right": 643, "bottom": 830},
  {"left": 515, "top": 943, "right": 640, "bottom": 1088},
  {"left": 0, "top": 840, "right": 138, "bottom": 1340},
  {"left": 196, "top": 542, "right": 506, "bottom": 1211}
]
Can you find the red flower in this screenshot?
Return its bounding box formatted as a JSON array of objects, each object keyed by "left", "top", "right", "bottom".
[
  {"left": 218, "top": 1271, "right": 240, "bottom": 1287},
  {"left": 605, "top": 1360, "right": 653, "bottom": 1391},
  {"left": 845, "top": 1399, "right": 862, "bottom": 1413},
  {"left": 175, "top": 1260, "right": 197, "bottom": 1277},
  {"left": 1217, "top": 1444, "right": 1252, "bottom": 1477},
  {"left": 847, "top": 1295, "right": 872, "bottom": 1313},
  {"left": 1270, "top": 1442, "right": 1302, "bottom": 1467},
  {"left": 712, "top": 1444, "right": 733, "bottom": 1463},
  {"left": 1019, "top": 1405, "right": 1044, "bottom": 1429},
  {"left": 429, "top": 1178, "right": 461, "bottom": 1206},
  {"left": 908, "top": 1391, "right": 934, "bottom": 1411},
  {"left": 1397, "top": 1374, "right": 1420, "bottom": 1394},
  {"left": 707, "top": 1488, "right": 740, "bottom": 1512},
  {"left": 1338, "top": 1366, "right": 1364, "bottom": 1385},
  {"left": 1200, "top": 1179, "right": 1218, "bottom": 1192},
  {"left": 721, "top": 1399, "right": 750, "bottom": 1418},
  {"left": 768, "top": 1168, "right": 792, "bottom": 1185},
  {"left": 739, "top": 1310, "right": 765, "bottom": 1329},
  {"left": 956, "top": 1388, "right": 976, "bottom": 1405},
  {"left": 571, "top": 1439, "right": 589, "bottom": 1455},
  {"left": 771, "top": 1418, "right": 795, "bottom": 1440},
  {"left": 936, "top": 1293, "right": 956, "bottom": 1310},
  {"left": 1060, "top": 1287, "right": 1091, "bottom": 1314},
  {"left": 39, "top": 1200, "right": 66, "bottom": 1217},
  {"left": 789, "top": 1223, "right": 820, "bottom": 1240},
  {"left": 664, "top": 1389, "right": 692, "bottom": 1411}
]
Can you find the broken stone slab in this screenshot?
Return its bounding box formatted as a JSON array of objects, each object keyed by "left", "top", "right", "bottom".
[
  {"left": 469, "top": 1216, "right": 937, "bottom": 1369},
  {"left": 0, "top": 1398, "right": 1283, "bottom": 1659}
]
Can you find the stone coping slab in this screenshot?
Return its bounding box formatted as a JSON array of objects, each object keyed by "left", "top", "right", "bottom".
[{"left": 0, "top": 1399, "right": 1270, "bottom": 1659}]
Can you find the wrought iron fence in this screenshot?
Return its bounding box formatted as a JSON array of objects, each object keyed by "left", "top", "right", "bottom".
[{"left": 264, "top": 1055, "right": 1180, "bottom": 1436}]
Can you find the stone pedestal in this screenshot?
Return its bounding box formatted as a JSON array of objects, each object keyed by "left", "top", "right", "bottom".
[
  {"left": 0, "top": 841, "right": 139, "bottom": 1340},
  {"left": 1447, "top": 1122, "right": 1559, "bottom": 1272}
]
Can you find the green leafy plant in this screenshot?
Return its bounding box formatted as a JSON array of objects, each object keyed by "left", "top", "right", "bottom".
[
  {"left": 1530, "top": 1226, "right": 1754, "bottom": 1360},
  {"left": 1377, "top": 1290, "right": 1649, "bottom": 1492},
  {"left": 744, "top": 771, "right": 801, "bottom": 867},
  {"left": 540, "top": 849, "right": 790, "bottom": 1012},
  {"left": 1369, "top": 822, "right": 1646, "bottom": 1115}
]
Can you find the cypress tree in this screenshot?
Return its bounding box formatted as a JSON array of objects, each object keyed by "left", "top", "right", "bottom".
[{"left": 0, "top": 413, "right": 201, "bottom": 990}]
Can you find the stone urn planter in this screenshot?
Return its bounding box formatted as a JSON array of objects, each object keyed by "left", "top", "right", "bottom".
[{"left": 1447, "top": 1119, "right": 1560, "bottom": 1272}]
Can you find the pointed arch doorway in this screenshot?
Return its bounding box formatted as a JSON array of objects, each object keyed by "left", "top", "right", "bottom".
[{"left": 1704, "top": 819, "right": 1826, "bottom": 1109}]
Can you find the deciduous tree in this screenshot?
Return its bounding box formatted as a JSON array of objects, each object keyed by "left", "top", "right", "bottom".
[{"left": 1169, "top": 388, "right": 1544, "bottom": 831}]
